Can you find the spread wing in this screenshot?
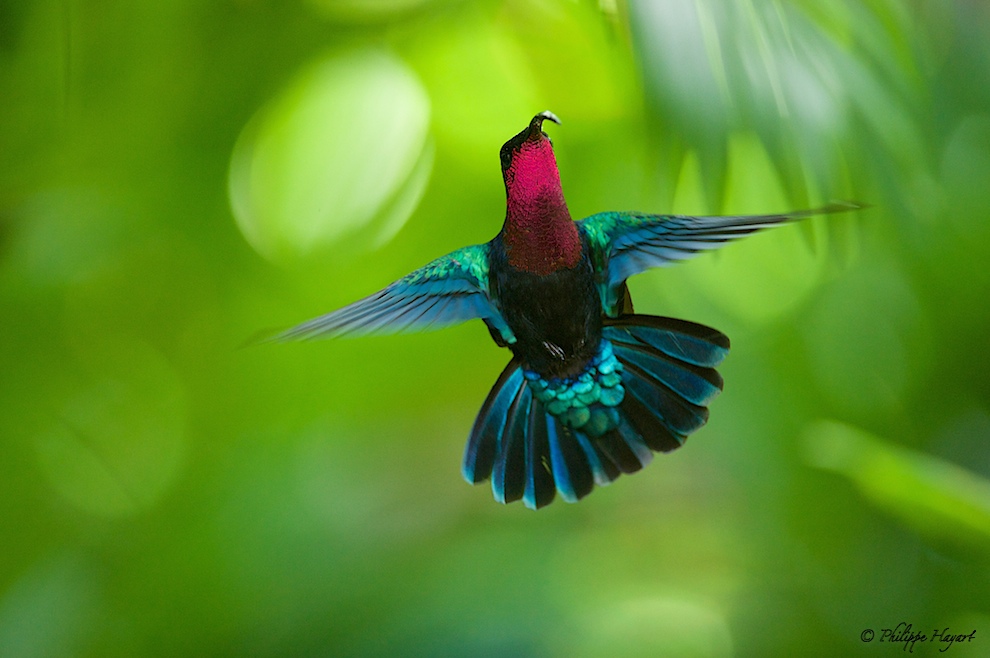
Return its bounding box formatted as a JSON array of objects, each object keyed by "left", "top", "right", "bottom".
[
  {"left": 272, "top": 244, "right": 513, "bottom": 342},
  {"left": 579, "top": 202, "right": 862, "bottom": 314}
]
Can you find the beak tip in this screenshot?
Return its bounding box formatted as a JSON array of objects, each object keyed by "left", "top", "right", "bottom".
[
  {"left": 527, "top": 111, "right": 561, "bottom": 139},
  {"left": 535, "top": 110, "right": 561, "bottom": 126}
]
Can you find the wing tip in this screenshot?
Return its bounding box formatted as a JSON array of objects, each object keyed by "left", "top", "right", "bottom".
[{"left": 794, "top": 199, "right": 870, "bottom": 218}]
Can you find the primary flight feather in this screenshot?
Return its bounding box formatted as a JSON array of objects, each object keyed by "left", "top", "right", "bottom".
[{"left": 274, "top": 111, "right": 860, "bottom": 509}]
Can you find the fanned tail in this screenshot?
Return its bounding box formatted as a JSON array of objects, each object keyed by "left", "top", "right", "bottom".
[{"left": 462, "top": 315, "right": 729, "bottom": 509}]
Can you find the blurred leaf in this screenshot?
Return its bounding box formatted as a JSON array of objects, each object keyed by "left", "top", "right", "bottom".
[
  {"left": 805, "top": 420, "right": 990, "bottom": 549},
  {"left": 629, "top": 0, "right": 923, "bottom": 203}
]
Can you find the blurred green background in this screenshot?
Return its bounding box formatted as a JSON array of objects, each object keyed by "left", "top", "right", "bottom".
[{"left": 2, "top": 0, "right": 990, "bottom": 655}]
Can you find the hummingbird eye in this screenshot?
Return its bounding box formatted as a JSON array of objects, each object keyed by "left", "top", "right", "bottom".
[{"left": 500, "top": 146, "right": 512, "bottom": 170}]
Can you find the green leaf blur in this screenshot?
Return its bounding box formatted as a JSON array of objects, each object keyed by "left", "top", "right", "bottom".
[{"left": 1, "top": 0, "right": 989, "bottom": 656}]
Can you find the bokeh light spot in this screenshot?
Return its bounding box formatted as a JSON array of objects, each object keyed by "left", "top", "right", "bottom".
[
  {"left": 565, "top": 597, "right": 734, "bottom": 658},
  {"left": 305, "top": 0, "right": 444, "bottom": 23},
  {"left": 229, "top": 49, "right": 432, "bottom": 263}
]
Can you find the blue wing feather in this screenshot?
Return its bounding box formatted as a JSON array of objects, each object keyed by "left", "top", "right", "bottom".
[
  {"left": 579, "top": 202, "right": 861, "bottom": 315},
  {"left": 272, "top": 244, "right": 514, "bottom": 342}
]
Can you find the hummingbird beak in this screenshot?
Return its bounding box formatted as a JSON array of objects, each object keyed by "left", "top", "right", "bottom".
[{"left": 527, "top": 111, "right": 561, "bottom": 140}]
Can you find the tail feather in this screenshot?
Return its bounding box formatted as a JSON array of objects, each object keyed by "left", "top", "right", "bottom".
[
  {"left": 621, "top": 360, "right": 710, "bottom": 436},
  {"left": 462, "top": 314, "right": 729, "bottom": 509},
  {"left": 491, "top": 382, "right": 530, "bottom": 503},
  {"left": 608, "top": 316, "right": 729, "bottom": 367},
  {"left": 571, "top": 428, "right": 620, "bottom": 486},
  {"left": 524, "top": 404, "right": 556, "bottom": 509},
  {"left": 462, "top": 361, "right": 522, "bottom": 484},
  {"left": 547, "top": 420, "right": 596, "bottom": 503},
  {"left": 595, "top": 424, "right": 651, "bottom": 474},
  {"left": 620, "top": 392, "right": 683, "bottom": 453},
  {"left": 611, "top": 339, "right": 723, "bottom": 407}
]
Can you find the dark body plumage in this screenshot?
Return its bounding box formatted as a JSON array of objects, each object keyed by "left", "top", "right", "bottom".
[
  {"left": 274, "top": 111, "right": 861, "bottom": 509},
  {"left": 488, "top": 233, "right": 601, "bottom": 379}
]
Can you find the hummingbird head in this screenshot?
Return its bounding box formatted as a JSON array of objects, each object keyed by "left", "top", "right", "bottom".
[{"left": 499, "top": 111, "right": 562, "bottom": 194}]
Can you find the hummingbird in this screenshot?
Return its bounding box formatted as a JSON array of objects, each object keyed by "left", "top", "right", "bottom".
[{"left": 275, "top": 111, "right": 859, "bottom": 509}]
